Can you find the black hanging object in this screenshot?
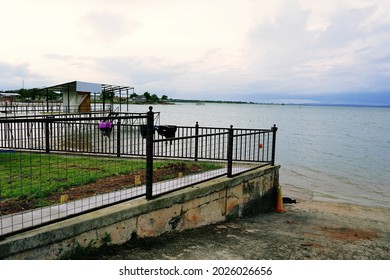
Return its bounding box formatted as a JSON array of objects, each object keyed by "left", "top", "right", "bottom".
[
  {"left": 99, "top": 112, "right": 118, "bottom": 137},
  {"left": 156, "top": 125, "right": 177, "bottom": 138},
  {"left": 156, "top": 125, "right": 177, "bottom": 145},
  {"left": 140, "top": 124, "right": 148, "bottom": 139},
  {"left": 99, "top": 121, "right": 113, "bottom": 137}
]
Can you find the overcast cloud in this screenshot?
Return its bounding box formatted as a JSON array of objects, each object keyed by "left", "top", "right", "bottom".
[{"left": 1, "top": 0, "right": 389, "bottom": 105}]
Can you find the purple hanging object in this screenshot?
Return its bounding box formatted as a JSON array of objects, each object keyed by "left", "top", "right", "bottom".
[{"left": 99, "top": 122, "right": 113, "bottom": 129}]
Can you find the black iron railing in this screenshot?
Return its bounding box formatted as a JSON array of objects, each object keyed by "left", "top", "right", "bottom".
[
  {"left": 0, "top": 102, "right": 113, "bottom": 117},
  {"left": 0, "top": 107, "right": 277, "bottom": 237}
]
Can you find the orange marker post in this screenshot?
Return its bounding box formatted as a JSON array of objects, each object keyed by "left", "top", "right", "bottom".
[{"left": 275, "top": 186, "right": 286, "bottom": 213}]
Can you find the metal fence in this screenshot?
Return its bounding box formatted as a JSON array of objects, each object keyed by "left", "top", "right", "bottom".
[
  {"left": 0, "top": 106, "right": 277, "bottom": 237},
  {"left": 0, "top": 102, "right": 113, "bottom": 117}
]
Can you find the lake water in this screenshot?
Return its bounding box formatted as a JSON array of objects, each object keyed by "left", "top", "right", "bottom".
[{"left": 116, "top": 102, "right": 390, "bottom": 208}]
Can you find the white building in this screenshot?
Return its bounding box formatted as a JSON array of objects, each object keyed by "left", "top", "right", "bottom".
[{"left": 43, "top": 81, "right": 134, "bottom": 113}]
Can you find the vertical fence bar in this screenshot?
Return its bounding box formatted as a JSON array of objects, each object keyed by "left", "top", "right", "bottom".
[
  {"left": 194, "top": 122, "right": 199, "bottom": 161},
  {"left": 146, "top": 106, "right": 154, "bottom": 200},
  {"left": 116, "top": 119, "right": 121, "bottom": 157},
  {"left": 227, "top": 125, "right": 233, "bottom": 177},
  {"left": 46, "top": 89, "right": 49, "bottom": 113},
  {"left": 271, "top": 124, "right": 278, "bottom": 166},
  {"left": 45, "top": 116, "right": 53, "bottom": 153}
]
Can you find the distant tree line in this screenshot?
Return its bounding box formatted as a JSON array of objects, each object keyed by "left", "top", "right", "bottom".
[
  {"left": 99, "top": 91, "right": 169, "bottom": 103},
  {"left": 171, "top": 98, "right": 249, "bottom": 104},
  {"left": 2, "top": 88, "right": 168, "bottom": 103},
  {"left": 130, "top": 92, "right": 169, "bottom": 103},
  {"left": 1, "top": 88, "right": 61, "bottom": 101}
]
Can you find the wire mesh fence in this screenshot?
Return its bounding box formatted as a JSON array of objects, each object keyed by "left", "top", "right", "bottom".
[
  {"left": 0, "top": 151, "right": 146, "bottom": 236},
  {"left": 0, "top": 107, "right": 277, "bottom": 237}
]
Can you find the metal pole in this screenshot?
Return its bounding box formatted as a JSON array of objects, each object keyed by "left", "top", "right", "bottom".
[
  {"left": 45, "top": 116, "right": 54, "bottom": 153},
  {"left": 46, "top": 88, "right": 49, "bottom": 113},
  {"left": 110, "top": 89, "right": 114, "bottom": 111},
  {"left": 194, "top": 121, "right": 199, "bottom": 161},
  {"left": 119, "top": 88, "right": 122, "bottom": 111},
  {"left": 126, "top": 88, "right": 129, "bottom": 112},
  {"left": 102, "top": 89, "right": 106, "bottom": 113},
  {"left": 67, "top": 84, "right": 70, "bottom": 113},
  {"left": 116, "top": 119, "right": 121, "bottom": 157},
  {"left": 146, "top": 106, "right": 154, "bottom": 200},
  {"left": 271, "top": 124, "right": 278, "bottom": 165},
  {"left": 227, "top": 125, "right": 233, "bottom": 177}
]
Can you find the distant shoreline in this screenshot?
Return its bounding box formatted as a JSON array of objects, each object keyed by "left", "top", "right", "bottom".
[
  {"left": 1, "top": 99, "right": 388, "bottom": 109},
  {"left": 170, "top": 100, "right": 390, "bottom": 109}
]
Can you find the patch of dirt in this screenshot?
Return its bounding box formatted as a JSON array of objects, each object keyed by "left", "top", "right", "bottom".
[
  {"left": 315, "top": 226, "right": 378, "bottom": 242},
  {"left": 0, "top": 163, "right": 203, "bottom": 216}
]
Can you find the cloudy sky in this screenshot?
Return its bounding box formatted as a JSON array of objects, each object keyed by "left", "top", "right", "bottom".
[{"left": 1, "top": 0, "right": 390, "bottom": 105}]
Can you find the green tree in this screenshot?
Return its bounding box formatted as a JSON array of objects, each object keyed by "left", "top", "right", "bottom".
[
  {"left": 42, "top": 89, "right": 61, "bottom": 100},
  {"left": 161, "top": 95, "right": 168, "bottom": 101},
  {"left": 19, "top": 88, "right": 42, "bottom": 100},
  {"left": 143, "top": 92, "right": 151, "bottom": 101},
  {"left": 150, "top": 94, "right": 159, "bottom": 102},
  {"left": 101, "top": 89, "right": 115, "bottom": 101}
]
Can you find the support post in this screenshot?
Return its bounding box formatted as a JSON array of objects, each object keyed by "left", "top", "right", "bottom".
[
  {"left": 67, "top": 83, "right": 70, "bottom": 113},
  {"left": 102, "top": 89, "right": 106, "bottom": 113},
  {"left": 119, "top": 88, "right": 122, "bottom": 109},
  {"left": 116, "top": 119, "right": 121, "bottom": 157},
  {"left": 46, "top": 88, "right": 49, "bottom": 113},
  {"left": 45, "top": 116, "right": 54, "bottom": 153},
  {"left": 227, "top": 125, "right": 233, "bottom": 177},
  {"left": 271, "top": 124, "right": 278, "bottom": 165},
  {"left": 146, "top": 106, "right": 154, "bottom": 200},
  {"left": 126, "top": 88, "right": 129, "bottom": 112},
  {"left": 194, "top": 121, "right": 199, "bottom": 161}
]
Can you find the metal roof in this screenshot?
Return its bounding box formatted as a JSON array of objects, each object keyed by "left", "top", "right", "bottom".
[
  {"left": 42, "top": 81, "right": 134, "bottom": 95},
  {"left": 0, "top": 92, "right": 20, "bottom": 97}
]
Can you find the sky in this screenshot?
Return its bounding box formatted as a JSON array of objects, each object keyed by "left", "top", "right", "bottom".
[{"left": 1, "top": 0, "right": 390, "bottom": 105}]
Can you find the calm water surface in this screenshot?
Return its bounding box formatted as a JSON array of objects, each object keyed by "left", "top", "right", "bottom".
[{"left": 118, "top": 103, "right": 390, "bottom": 208}]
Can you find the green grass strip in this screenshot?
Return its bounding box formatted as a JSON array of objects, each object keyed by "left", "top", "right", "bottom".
[{"left": 0, "top": 152, "right": 222, "bottom": 200}]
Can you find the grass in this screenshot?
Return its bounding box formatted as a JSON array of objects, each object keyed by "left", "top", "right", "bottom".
[{"left": 0, "top": 152, "right": 223, "bottom": 201}]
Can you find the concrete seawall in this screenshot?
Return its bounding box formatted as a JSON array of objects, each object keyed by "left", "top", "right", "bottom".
[{"left": 0, "top": 165, "right": 280, "bottom": 260}]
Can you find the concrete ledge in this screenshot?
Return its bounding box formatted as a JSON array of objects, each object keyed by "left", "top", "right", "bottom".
[{"left": 0, "top": 165, "right": 280, "bottom": 259}]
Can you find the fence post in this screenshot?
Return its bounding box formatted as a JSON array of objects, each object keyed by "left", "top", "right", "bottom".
[
  {"left": 194, "top": 121, "right": 199, "bottom": 161},
  {"left": 102, "top": 89, "right": 106, "bottom": 113},
  {"left": 45, "top": 116, "right": 54, "bottom": 153},
  {"left": 116, "top": 119, "right": 121, "bottom": 157},
  {"left": 271, "top": 124, "right": 278, "bottom": 165},
  {"left": 46, "top": 88, "right": 49, "bottom": 113},
  {"left": 146, "top": 106, "right": 154, "bottom": 200},
  {"left": 227, "top": 125, "right": 233, "bottom": 177}
]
